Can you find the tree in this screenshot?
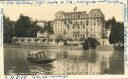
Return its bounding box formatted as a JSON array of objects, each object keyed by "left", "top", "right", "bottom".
[
  {"left": 105, "top": 17, "right": 116, "bottom": 29},
  {"left": 40, "top": 21, "right": 54, "bottom": 34},
  {"left": 79, "top": 37, "right": 86, "bottom": 41},
  {"left": 14, "top": 14, "right": 42, "bottom": 37},
  {"left": 55, "top": 35, "right": 64, "bottom": 43},
  {"left": 3, "top": 15, "right": 15, "bottom": 44},
  {"left": 107, "top": 17, "right": 124, "bottom": 44},
  {"left": 83, "top": 37, "right": 100, "bottom": 50}
]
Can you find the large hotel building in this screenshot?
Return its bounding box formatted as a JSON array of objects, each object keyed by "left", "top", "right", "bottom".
[{"left": 53, "top": 9, "right": 105, "bottom": 41}]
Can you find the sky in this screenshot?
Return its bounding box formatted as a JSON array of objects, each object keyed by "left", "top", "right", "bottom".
[{"left": 2, "top": 2, "right": 124, "bottom": 22}]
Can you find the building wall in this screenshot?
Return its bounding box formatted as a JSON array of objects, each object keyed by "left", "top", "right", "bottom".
[
  {"left": 53, "top": 9, "right": 105, "bottom": 41},
  {"left": 37, "top": 21, "right": 47, "bottom": 28}
]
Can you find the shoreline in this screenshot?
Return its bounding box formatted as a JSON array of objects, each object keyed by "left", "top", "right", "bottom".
[{"left": 4, "top": 44, "right": 114, "bottom": 51}]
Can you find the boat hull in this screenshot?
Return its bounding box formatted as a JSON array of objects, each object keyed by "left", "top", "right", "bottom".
[{"left": 27, "top": 58, "right": 56, "bottom": 64}]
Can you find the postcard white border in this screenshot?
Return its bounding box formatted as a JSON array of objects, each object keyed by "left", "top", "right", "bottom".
[{"left": 0, "top": 0, "right": 128, "bottom": 79}]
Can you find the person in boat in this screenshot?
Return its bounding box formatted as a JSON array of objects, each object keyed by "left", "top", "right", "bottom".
[
  {"left": 27, "top": 51, "right": 47, "bottom": 61},
  {"left": 27, "top": 51, "right": 56, "bottom": 64},
  {"left": 36, "top": 51, "right": 46, "bottom": 60}
]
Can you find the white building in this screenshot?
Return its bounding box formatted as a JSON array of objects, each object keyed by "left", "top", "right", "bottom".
[
  {"left": 37, "top": 20, "right": 47, "bottom": 28},
  {"left": 37, "top": 31, "right": 48, "bottom": 39},
  {"left": 53, "top": 9, "right": 105, "bottom": 42}
]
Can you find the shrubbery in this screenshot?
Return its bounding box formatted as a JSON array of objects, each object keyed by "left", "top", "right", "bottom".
[{"left": 83, "top": 37, "right": 100, "bottom": 50}]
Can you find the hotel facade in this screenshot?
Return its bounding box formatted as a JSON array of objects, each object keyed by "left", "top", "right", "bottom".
[{"left": 53, "top": 9, "right": 105, "bottom": 42}]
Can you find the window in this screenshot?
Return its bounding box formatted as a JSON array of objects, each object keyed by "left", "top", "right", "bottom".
[
  {"left": 83, "top": 15, "right": 85, "bottom": 18},
  {"left": 81, "top": 34, "right": 83, "bottom": 37},
  {"left": 91, "top": 14, "right": 93, "bottom": 17},
  {"left": 98, "top": 23, "right": 100, "bottom": 26},
  {"left": 74, "top": 15, "right": 75, "bottom": 18},
  {"left": 94, "top": 14, "right": 96, "bottom": 17},
  {"left": 70, "top": 14, "right": 71, "bottom": 18},
  {"left": 97, "top": 14, "right": 99, "bottom": 17},
  {"left": 77, "top": 25, "right": 80, "bottom": 29},
  {"left": 83, "top": 34, "right": 85, "bottom": 37},
  {"left": 78, "top": 24, "right": 79, "bottom": 26},
  {"left": 97, "top": 19, "right": 100, "bottom": 21},
  {"left": 94, "top": 22, "right": 96, "bottom": 26},
  {"left": 75, "top": 15, "right": 77, "bottom": 18},
  {"left": 78, "top": 14, "right": 80, "bottom": 18},
  {"left": 80, "top": 21, "right": 83, "bottom": 24},
  {"left": 90, "top": 34, "right": 92, "bottom": 37},
  {"left": 93, "top": 34, "right": 96, "bottom": 37},
  {"left": 91, "top": 20, "right": 92, "bottom": 26},
  {"left": 91, "top": 29, "right": 93, "bottom": 31},
  {"left": 75, "top": 22, "right": 77, "bottom": 25},
  {"left": 86, "top": 20, "right": 89, "bottom": 26}
]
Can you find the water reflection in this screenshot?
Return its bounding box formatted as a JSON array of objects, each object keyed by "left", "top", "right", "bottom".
[
  {"left": 109, "top": 51, "right": 124, "bottom": 74},
  {"left": 4, "top": 47, "right": 124, "bottom": 75}
]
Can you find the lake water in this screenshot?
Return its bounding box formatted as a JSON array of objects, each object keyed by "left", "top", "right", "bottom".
[{"left": 4, "top": 47, "right": 124, "bottom": 75}]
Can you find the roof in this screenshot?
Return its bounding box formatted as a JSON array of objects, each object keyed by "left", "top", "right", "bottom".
[
  {"left": 65, "top": 11, "right": 86, "bottom": 14},
  {"left": 56, "top": 9, "right": 102, "bottom": 15},
  {"left": 29, "top": 51, "right": 43, "bottom": 54},
  {"left": 54, "top": 9, "right": 104, "bottom": 20},
  {"left": 90, "top": 9, "right": 101, "bottom": 13},
  {"left": 36, "top": 20, "right": 46, "bottom": 22}
]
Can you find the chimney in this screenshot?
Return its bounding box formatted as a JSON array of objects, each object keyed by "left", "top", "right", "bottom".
[{"left": 74, "top": 7, "right": 77, "bottom": 12}]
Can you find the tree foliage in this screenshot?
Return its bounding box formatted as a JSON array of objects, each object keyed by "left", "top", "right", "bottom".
[
  {"left": 83, "top": 37, "right": 100, "bottom": 50},
  {"left": 106, "top": 17, "right": 124, "bottom": 44},
  {"left": 14, "top": 14, "right": 42, "bottom": 37},
  {"left": 3, "top": 14, "right": 43, "bottom": 44},
  {"left": 40, "top": 21, "right": 54, "bottom": 34},
  {"left": 3, "top": 15, "right": 15, "bottom": 44}
]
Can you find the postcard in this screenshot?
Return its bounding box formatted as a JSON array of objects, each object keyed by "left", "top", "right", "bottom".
[{"left": 0, "top": 0, "right": 128, "bottom": 79}]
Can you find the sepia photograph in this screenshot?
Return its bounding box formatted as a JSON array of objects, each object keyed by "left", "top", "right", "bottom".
[{"left": 3, "top": 2, "right": 124, "bottom": 75}]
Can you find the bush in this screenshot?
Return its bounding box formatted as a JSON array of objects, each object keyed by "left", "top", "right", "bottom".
[{"left": 83, "top": 37, "right": 100, "bottom": 50}]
